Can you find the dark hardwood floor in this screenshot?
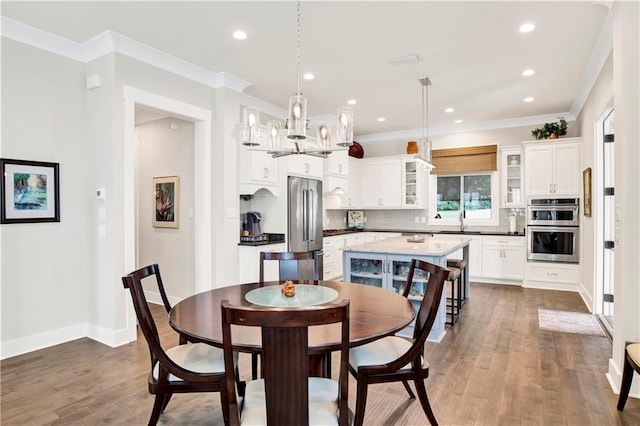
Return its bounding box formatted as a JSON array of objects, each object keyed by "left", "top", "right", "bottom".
[{"left": 2, "top": 283, "right": 639, "bottom": 425}]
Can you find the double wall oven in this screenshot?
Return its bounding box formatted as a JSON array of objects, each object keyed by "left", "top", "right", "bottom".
[{"left": 527, "top": 198, "right": 579, "bottom": 263}]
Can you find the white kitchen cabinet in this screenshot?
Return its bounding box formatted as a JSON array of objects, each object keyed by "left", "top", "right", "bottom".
[
  {"left": 324, "top": 149, "right": 349, "bottom": 178},
  {"left": 340, "top": 158, "right": 362, "bottom": 208},
  {"left": 444, "top": 235, "right": 483, "bottom": 279},
  {"left": 500, "top": 146, "right": 525, "bottom": 208},
  {"left": 402, "top": 157, "right": 429, "bottom": 208},
  {"left": 323, "top": 235, "right": 345, "bottom": 280},
  {"left": 238, "top": 146, "right": 280, "bottom": 195},
  {"left": 238, "top": 243, "right": 287, "bottom": 284},
  {"left": 361, "top": 157, "right": 402, "bottom": 208},
  {"left": 524, "top": 139, "right": 581, "bottom": 197},
  {"left": 286, "top": 154, "right": 323, "bottom": 179},
  {"left": 524, "top": 262, "right": 580, "bottom": 292},
  {"left": 323, "top": 150, "right": 349, "bottom": 194},
  {"left": 481, "top": 236, "right": 524, "bottom": 282}
]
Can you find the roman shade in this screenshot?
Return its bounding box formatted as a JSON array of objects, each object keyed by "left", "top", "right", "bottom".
[{"left": 430, "top": 145, "right": 498, "bottom": 174}]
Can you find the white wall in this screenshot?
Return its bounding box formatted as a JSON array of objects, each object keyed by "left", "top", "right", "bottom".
[
  {"left": 136, "top": 118, "right": 195, "bottom": 301},
  {"left": 1, "top": 39, "right": 92, "bottom": 357},
  {"left": 575, "top": 52, "right": 613, "bottom": 310}
]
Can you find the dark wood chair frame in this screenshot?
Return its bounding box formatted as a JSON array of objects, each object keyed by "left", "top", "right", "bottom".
[
  {"left": 258, "top": 250, "right": 321, "bottom": 283},
  {"left": 349, "top": 258, "right": 450, "bottom": 426},
  {"left": 617, "top": 341, "right": 640, "bottom": 411},
  {"left": 252, "top": 250, "right": 322, "bottom": 379},
  {"left": 221, "top": 299, "right": 351, "bottom": 426},
  {"left": 122, "top": 265, "right": 230, "bottom": 426}
]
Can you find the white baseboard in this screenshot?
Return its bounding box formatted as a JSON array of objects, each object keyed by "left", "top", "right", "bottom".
[
  {"left": 1, "top": 323, "right": 88, "bottom": 360},
  {"left": 522, "top": 280, "right": 581, "bottom": 292},
  {"left": 607, "top": 357, "right": 640, "bottom": 400}
]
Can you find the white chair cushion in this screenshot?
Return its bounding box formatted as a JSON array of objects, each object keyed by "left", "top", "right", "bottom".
[
  {"left": 240, "top": 377, "right": 339, "bottom": 426},
  {"left": 152, "top": 342, "right": 228, "bottom": 382},
  {"left": 350, "top": 335, "right": 415, "bottom": 371},
  {"left": 628, "top": 343, "right": 640, "bottom": 365}
]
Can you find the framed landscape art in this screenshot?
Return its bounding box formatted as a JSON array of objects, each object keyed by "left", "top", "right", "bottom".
[
  {"left": 1, "top": 158, "right": 60, "bottom": 224},
  {"left": 153, "top": 175, "right": 179, "bottom": 228},
  {"left": 583, "top": 167, "right": 592, "bottom": 217}
]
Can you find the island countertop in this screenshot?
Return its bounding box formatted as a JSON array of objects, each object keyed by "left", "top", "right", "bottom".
[{"left": 342, "top": 235, "right": 471, "bottom": 257}]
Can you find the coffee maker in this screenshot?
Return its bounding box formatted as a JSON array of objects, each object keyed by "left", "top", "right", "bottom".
[{"left": 245, "top": 211, "right": 262, "bottom": 235}]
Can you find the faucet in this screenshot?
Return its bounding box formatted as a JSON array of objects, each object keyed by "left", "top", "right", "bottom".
[{"left": 459, "top": 211, "right": 466, "bottom": 232}]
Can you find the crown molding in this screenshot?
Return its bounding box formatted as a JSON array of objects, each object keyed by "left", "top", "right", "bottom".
[
  {"left": 1, "top": 16, "right": 251, "bottom": 93},
  {"left": 356, "top": 112, "right": 575, "bottom": 144}
]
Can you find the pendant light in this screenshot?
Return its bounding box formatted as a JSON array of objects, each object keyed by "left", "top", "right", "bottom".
[
  {"left": 416, "top": 76, "right": 435, "bottom": 168},
  {"left": 242, "top": 1, "right": 354, "bottom": 158}
]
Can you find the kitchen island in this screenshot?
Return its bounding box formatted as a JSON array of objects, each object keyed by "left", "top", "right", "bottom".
[{"left": 342, "top": 235, "right": 470, "bottom": 341}]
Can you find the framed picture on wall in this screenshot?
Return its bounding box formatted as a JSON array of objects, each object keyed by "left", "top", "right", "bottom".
[
  {"left": 153, "top": 175, "right": 179, "bottom": 228},
  {"left": 583, "top": 167, "right": 592, "bottom": 217},
  {"left": 1, "top": 158, "right": 60, "bottom": 224}
]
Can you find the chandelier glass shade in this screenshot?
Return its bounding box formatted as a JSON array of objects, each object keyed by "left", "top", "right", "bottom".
[{"left": 241, "top": 1, "right": 353, "bottom": 158}]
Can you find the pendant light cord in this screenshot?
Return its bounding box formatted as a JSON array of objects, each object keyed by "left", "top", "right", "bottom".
[{"left": 296, "top": 0, "right": 302, "bottom": 95}]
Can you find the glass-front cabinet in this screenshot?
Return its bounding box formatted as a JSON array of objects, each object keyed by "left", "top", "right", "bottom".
[
  {"left": 402, "top": 157, "right": 428, "bottom": 208},
  {"left": 500, "top": 147, "right": 524, "bottom": 207}
]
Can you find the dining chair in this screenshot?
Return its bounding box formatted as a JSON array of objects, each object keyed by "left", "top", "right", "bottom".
[
  {"left": 136, "top": 263, "right": 191, "bottom": 345},
  {"left": 617, "top": 341, "right": 640, "bottom": 411},
  {"left": 349, "top": 258, "right": 449, "bottom": 426},
  {"left": 259, "top": 250, "right": 321, "bottom": 283},
  {"left": 221, "top": 299, "right": 351, "bottom": 426},
  {"left": 122, "top": 265, "right": 231, "bottom": 426},
  {"left": 252, "top": 250, "right": 321, "bottom": 379}
]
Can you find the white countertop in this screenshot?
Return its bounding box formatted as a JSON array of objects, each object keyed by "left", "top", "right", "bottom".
[{"left": 342, "top": 235, "right": 471, "bottom": 257}]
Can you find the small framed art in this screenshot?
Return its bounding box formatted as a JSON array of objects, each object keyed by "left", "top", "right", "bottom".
[
  {"left": 583, "top": 167, "right": 592, "bottom": 217},
  {"left": 1, "top": 158, "right": 60, "bottom": 224},
  {"left": 153, "top": 175, "right": 179, "bottom": 228}
]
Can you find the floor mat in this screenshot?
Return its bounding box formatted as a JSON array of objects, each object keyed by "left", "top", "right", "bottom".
[{"left": 538, "top": 308, "right": 606, "bottom": 337}]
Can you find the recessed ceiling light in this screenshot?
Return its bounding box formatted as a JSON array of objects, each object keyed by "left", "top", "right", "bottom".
[
  {"left": 445, "top": 107, "right": 455, "bottom": 113},
  {"left": 377, "top": 117, "right": 386, "bottom": 122},
  {"left": 519, "top": 22, "right": 536, "bottom": 33},
  {"left": 388, "top": 54, "right": 420, "bottom": 65},
  {"left": 232, "top": 30, "right": 247, "bottom": 40},
  {"left": 454, "top": 119, "right": 463, "bottom": 124},
  {"left": 522, "top": 69, "right": 535, "bottom": 77},
  {"left": 524, "top": 97, "right": 535, "bottom": 103},
  {"left": 347, "top": 99, "right": 357, "bottom": 105},
  {"left": 303, "top": 73, "right": 315, "bottom": 80}
]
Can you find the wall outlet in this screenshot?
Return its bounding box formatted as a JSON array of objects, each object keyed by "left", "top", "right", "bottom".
[
  {"left": 415, "top": 217, "right": 420, "bottom": 223},
  {"left": 420, "top": 216, "right": 426, "bottom": 223}
]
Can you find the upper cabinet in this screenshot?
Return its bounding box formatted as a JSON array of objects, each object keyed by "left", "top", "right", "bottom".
[
  {"left": 238, "top": 143, "right": 280, "bottom": 196},
  {"left": 324, "top": 150, "right": 349, "bottom": 193},
  {"left": 402, "top": 157, "right": 429, "bottom": 208},
  {"left": 340, "top": 158, "right": 362, "bottom": 208},
  {"left": 500, "top": 147, "right": 525, "bottom": 208},
  {"left": 285, "top": 154, "right": 323, "bottom": 180},
  {"left": 361, "top": 157, "right": 402, "bottom": 208},
  {"left": 524, "top": 138, "right": 581, "bottom": 198}
]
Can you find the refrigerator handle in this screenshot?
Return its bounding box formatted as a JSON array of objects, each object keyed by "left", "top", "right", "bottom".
[
  {"left": 308, "top": 188, "right": 315, "bottom": 242},
  {"left": 302, "top": 189, "right": 309, "bottom": 242}
]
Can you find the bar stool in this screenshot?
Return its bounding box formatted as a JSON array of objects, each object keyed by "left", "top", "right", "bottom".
[
  {"left": 447, "top": 258, "right": 468, "bottom": 305},
  {"left": 445, "top": 266, "right": 462, "bottom": 325}
]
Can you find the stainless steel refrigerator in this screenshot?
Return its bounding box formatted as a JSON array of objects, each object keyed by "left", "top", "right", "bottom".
[{"left": 288, "top": 176, "right": 323, "bottom": 278}]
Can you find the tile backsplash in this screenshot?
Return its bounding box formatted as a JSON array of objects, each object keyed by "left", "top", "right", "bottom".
[{"left": 324, "top": 208, "right": 526, "bottom": 233}]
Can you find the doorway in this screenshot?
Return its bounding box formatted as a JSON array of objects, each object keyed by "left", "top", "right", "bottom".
[{"left": 595, "top": 106, "right": 615, "bottom": 334}]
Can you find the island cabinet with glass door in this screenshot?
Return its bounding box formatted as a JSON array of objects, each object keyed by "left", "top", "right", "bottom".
[{"left": 342, "top": 235, "right": 470, "bottom": 341}]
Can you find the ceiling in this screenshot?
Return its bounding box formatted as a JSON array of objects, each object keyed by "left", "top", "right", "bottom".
[{"left": 1, "top": 1, "right": 611, "bottom": 140}]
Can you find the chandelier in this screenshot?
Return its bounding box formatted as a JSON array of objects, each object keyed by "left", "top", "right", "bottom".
[
  {"left": 242, "top": 1, "right": 354, "bottom": 158},
  {"left": 416, "top": 76, "right": 434, "bottom": 168}
]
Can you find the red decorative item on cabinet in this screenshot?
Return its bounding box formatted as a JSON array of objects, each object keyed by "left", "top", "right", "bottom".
[{"left": 349, "top": 141, "right": 364, "bottom": 158}]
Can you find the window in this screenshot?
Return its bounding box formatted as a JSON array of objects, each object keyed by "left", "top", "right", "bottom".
[{"left": 430, "top": 172, "right": 498, "bottom": 225}]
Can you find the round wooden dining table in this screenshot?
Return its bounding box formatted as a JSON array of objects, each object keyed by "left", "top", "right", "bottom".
[{"left": 169, "top": 280, "right": 415, "bottom": 356}]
